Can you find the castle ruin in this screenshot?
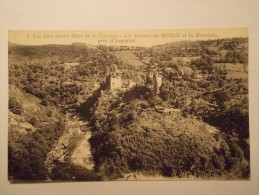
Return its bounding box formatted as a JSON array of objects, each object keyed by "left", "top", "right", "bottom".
[
  {"left": 145, "top": 70, "right": 162, "bottom": 94},
  {"left": 106, "top": 64, "right": 162, "bottom": 94}
]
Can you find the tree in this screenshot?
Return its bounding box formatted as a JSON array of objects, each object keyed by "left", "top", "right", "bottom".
[{"left": 214, "top": 91, "right": 230, "bottom": 107}]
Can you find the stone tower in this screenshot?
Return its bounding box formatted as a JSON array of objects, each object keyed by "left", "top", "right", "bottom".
[
  {"left": 145, "top": 70, "right": 162, "bottom": 94},
  {"left": 153, "top": 71, "right": 162, "bottom": 95},
  {"left": 109, "top": 75, "right": 122, "bottom": 90},
  {"left": 106, "top": 64, "right": 122, "bottom": 90}
]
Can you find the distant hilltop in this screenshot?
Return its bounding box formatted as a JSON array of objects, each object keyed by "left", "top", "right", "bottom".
[
  {"left": 8, "top": 41, "right": 97, "bottom": 48},
  {"left": 8, "top": 42, "right": 23, "bottom": 46}
]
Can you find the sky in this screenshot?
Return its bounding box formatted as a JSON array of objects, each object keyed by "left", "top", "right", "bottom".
[{"left": 9, "top": 28, "right": 248, "bottom": 47}]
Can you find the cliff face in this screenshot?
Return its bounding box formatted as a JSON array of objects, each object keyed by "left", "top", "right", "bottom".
[
  {"left": 9, "top": 85, "right": 58, "bottom": 134},
  {"left": 8, "top": 85, "right": 65, "bottom": 181}
]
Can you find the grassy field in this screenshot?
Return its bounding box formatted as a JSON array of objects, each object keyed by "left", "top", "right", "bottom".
[
  {"left": 214, "top": 63, "right": 248, "bottom": 79},
  {"left": 115, "top": 51, "right": 144, "bottom": 67}
]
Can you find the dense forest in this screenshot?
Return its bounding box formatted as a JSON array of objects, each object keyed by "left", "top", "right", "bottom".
[{"left": 8, "top": 37, "right": 249, "bottom": 181}]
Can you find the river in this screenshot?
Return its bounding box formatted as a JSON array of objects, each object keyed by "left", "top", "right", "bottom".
[{"left": 45, "top": 113, "right": 94, "bottom": 177}]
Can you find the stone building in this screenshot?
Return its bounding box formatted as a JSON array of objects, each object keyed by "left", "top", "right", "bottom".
[{"left": 109, "top": 75, "right": 122, "bottom": 90}]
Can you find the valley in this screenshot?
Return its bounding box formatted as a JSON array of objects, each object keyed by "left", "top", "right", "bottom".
[{"left": 8, "top": 37, "right": 249, "bottom": 181}]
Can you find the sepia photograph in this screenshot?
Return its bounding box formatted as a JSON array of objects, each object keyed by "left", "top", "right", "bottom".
[{"left": 8, "top": 28, "right": 249, "bottom": 182}]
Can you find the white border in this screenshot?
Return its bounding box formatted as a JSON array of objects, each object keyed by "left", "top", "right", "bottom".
[{"left": 1, "top": 1, "right": 259, "bottom": 195}]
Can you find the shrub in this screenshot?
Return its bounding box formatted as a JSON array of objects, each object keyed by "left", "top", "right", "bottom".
[
  {"left": 29, "top": 116, "right": 38, "bottom": 126},
  {"left": 9, "top": 97, "right": 23, "bottom": 115}
]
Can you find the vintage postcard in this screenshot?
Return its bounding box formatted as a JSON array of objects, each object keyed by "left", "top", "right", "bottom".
[{"left": 8, "top": 28, "right": 249, "bottom": 182}]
